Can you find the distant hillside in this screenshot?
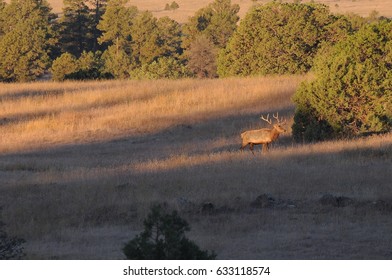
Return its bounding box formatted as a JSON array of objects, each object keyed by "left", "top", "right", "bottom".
[
  {"left": 126, "top": 0, "right": 392, "bottom": 22},
  {"left": 16, "top": 0, "right": 392, "bottom": 22}
]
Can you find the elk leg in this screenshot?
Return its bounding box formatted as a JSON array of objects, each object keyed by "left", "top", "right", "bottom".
[
  {"left": 249, "top": 143, "right": 255, "bottom": 155},
  {"left": 240, "top": 142, "right": 248, "bottom": 151},
  {"left": 262, "top": 143, "right": 267, "bottom": 152}
]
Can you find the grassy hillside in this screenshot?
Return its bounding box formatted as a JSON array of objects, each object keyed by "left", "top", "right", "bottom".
[
  {"left": 26, "top": 0, "right": 392, "bottom": 21},
  {"left": 1, "top": 77, "right": 391, "bottom": 259},
  {"left": 129, "top": 0, "right": 392, "bottom": 22}
]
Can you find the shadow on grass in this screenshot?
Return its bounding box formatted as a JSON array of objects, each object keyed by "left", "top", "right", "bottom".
[{"left": 0, "top": 108, "right": 391, "bottom": 259}]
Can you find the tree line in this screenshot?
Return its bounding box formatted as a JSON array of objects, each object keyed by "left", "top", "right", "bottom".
[
  {"left": 0, "top": 0, "right": 240, "bottom": 81},
  {"left": 0, "top": 0, "right": 390, "bottom": 139},
  {"left": 0, "top": 0, "right": 377, "bottom": 82}
]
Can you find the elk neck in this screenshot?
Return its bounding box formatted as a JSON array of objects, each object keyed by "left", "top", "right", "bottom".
[{"left": 269, "top": 127, "right": 281, "bottom": 141}]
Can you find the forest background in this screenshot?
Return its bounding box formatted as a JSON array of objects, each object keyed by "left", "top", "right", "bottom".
[{"left": 0, "top": 0, "right": 391, "bottom": 83}]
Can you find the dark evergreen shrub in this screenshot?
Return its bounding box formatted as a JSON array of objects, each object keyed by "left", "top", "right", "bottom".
[
  {"left": 292, "top": 20, "right": 392, "bottom": 141},
  {"left": 0, "top": 207, "right": 25, "bottom": 260},
  {"left": 123, "top": 205, "right": 216, "bottom": 260}
]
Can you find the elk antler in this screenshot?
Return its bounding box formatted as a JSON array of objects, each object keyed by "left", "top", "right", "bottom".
[
  {"left": 260, "top": 114, "right": 272, "bottom": 124},
  {"left": 273, "top": 112, "right": 286, "bottom": 125}
]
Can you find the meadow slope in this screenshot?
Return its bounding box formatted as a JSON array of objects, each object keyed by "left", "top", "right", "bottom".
[
  {"left": 19, "top": 0, "right": 392, "bottom": 21},
  {"left": 1, "top": 76, "right": 391, "bottom": 259}
]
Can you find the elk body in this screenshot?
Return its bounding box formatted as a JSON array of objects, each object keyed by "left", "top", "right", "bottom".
[{"left": 240, "top": 113, "right": 286, "bottom": 154}]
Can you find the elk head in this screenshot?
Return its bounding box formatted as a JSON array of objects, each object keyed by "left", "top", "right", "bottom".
[{"left": 260, "top": 112, "right": 287, "bottom": 133}]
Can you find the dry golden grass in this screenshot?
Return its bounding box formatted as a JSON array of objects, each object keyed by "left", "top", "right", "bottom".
[
  {"left": 38, "top": 0, "right": 392, "bottom": 21},
  {"left": 137, "top": 0, "right": 392, "bottom": 22},
  {"left": 0, "top": 76, "right": 300, "bottom": 154},
  {"left": 1, "top": 76, "right": 391, "bottom": 259},
  {"left": 4, "top": 0, "right": 389, "bottom": 20}
]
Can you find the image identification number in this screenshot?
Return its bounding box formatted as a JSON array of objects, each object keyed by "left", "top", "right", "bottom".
[{"left": 216, "top": 266, "right": 270, "bottom": 276}]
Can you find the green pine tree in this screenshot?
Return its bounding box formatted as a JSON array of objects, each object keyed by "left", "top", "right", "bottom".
[
  {"left": 182, "top": 0, "right": 239, "bottom": 79},
  {"left": 97, "top": 0, "right": 137, "bottom": 78},
  {"left": 182, "top": 0, "right": 239, "bottom": 50},
  {"left": 59, "top": 0, "right": 93, "bottom": 56},
  {"left": 156, "top": 16, "right": 182, "bottom": 59},
  {"left": 217, "top": 2, "right": 356, "bottom": 77},
  {"left": 0, "top": 0, "right": 57, "bottom": 82},
  {"left": 98, "top": 0, "right": 137, "bottom": 47},
  {"left": 130, "top": 11, "right": 161, "bottom": 66},
  {"left": 88, "top": 0, "right": 108, "bottom": 52},
  {"left": 51, "top": 52, "right": 78, "bottom": 81},
  {"left": 127, "top": 15, "right": 183, "bottom": 79}
]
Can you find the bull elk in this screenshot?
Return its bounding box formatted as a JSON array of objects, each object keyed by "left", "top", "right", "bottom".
[{"left": 240, "top": 113, "right": 286, "bottom": 154}]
